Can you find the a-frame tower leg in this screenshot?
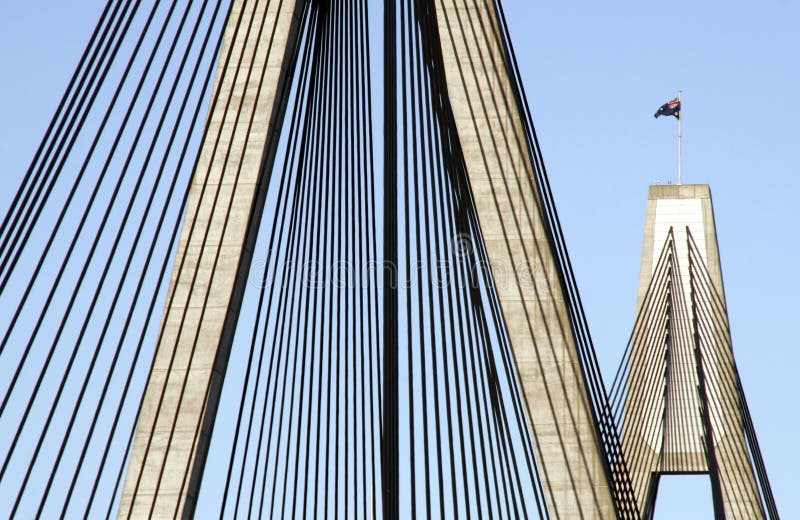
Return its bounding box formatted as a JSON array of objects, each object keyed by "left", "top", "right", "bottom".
[
  {"left": 432, "top": 1, "right": 617, "bottom": 517},
  {"left": 118, "top": 1, "right": 304, "bottom": 517}
]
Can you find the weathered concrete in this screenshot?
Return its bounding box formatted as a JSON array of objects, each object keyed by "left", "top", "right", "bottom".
[
  {"left": 434, "top": 1, "right": 616, "bottom": 517},
  {"left": 624, "top": 184, "right": 764, "bottom": 518},
  {"left": 118, "top": 1, "right": 303, "bottom": 517}
]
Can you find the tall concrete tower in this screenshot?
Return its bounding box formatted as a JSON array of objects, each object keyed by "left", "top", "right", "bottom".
[
  {"left": 118, "top": 1, "right": 620, "bottom": 518},
  {"left": 117, "top": 2, "right": 306, "bottom": 516},
  {"left": 433, "top": 2, "right": 618, "bottom": 517},
  {"left": 621, "top": 184, "right": 776, "bottom": 518}
]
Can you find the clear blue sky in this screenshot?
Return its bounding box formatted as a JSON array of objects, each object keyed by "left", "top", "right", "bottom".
[{"left": 1, "top": 1, "right": 797, "bottom": 518}]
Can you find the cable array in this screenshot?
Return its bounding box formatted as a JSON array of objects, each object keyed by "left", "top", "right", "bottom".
[
  {"left": 0, "top": 1, "right": 230, "bottom": 517},
  {"left": 687, "top": 230, "right": 779, "bottom": 519},
  {"left": 201, "top": 0, "right": 552, "bottom": 516},
  {"left": 610, "top": 229, "right": 685, "bottom": 514},
  {"left": 383, "top": 0, "right": 552, "bottom": 516},
  {"left": 188, "top": 1, "right": 383, "bottom": 517}
]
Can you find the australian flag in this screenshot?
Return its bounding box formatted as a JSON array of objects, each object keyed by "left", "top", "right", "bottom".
[{"left": 654, "top": 97, "right": 681, "bottom": 119}]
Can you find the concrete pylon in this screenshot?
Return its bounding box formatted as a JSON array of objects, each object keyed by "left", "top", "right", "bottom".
[
  {"left": 119, "top": 0, "right": 620, "bottom": 517},
  {"left": 118, "top": 1, "right": 303, "bottom": 517},
  {"left": 623, "top": 184, "right": 764, "bottom": 518},
  {"left": 433, "top": 1, "right": 616, "bottom": 517}
]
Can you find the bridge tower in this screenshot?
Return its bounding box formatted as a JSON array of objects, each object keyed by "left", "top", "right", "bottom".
[
  {"left": 118, "top": 0, "right": 620, "bottom": 517},
  {"left": 620, "top": 184, "right": 778, "bottom": 518},
  {"left": 116, "top": 1, "right": 306, "bottom": 516}
]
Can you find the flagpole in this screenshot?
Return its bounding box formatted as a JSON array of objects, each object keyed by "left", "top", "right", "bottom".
[{"left": 677, "top": 90, "right": 682, "bottom": 185}]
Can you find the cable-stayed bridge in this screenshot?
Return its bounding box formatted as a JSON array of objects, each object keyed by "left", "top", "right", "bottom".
[{"left": 0, "top": 1, "right": 778, "bottom": 518}]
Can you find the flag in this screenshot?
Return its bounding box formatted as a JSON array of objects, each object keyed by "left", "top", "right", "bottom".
[{"left": 654, "top": 97, "right": 681, "bottom": 119}]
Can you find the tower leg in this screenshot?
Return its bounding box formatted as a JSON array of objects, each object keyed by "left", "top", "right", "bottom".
[
  {"left": 118, "top": 1, "right": 304, "bottom": 517},
  {"left": 431, "top": 1, "right": 617, "bottom": 517}
]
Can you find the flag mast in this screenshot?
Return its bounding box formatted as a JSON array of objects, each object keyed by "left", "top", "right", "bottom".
[{"left": 677, "top": 90, "right": 682, "bottom": 185}]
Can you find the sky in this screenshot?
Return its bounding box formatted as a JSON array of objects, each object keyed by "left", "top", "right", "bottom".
[{"left": 0, "top": 1, "right": 798, "bottom": 519}]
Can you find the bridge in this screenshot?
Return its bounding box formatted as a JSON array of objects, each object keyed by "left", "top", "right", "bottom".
[{"left": 0, "top": 1, "right": 781, "bottom": 518}]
